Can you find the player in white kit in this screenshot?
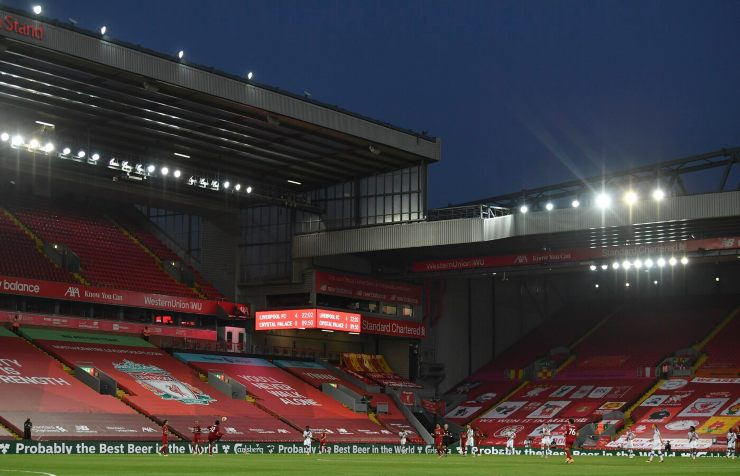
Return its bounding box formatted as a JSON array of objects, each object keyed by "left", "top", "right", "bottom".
[
  {"left": 505, "top": 430, "right": 516, "bottom": 455},
  {"left": 624, "top": 427, "right": 635, "bottom": 459},
  {"left": 303, "top": 426, "right": 313, "bottom": 455},
  {"left": 687, "top": 426, "right": 699, "bottom": 460},
  {"left": 727, "top": 428, "right": 737, "bottom": 460},
  {"left": 465, "top": 425, "right": 479, "bottom": 457},
  {"left": 646, "top": 424, "right": 664, "bottom": 463},
  {"left": 540, "top": 427, "right": 551, "bottom": 458}
]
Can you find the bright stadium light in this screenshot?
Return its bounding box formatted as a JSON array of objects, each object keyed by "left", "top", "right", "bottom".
[
  {"left": 633, "top": 259, "right": 642, "bottom": 269},
  {"left": 654, "top": 280, "right": 659, "bottom": 285},
  {"left": 624, "top": 191, "right": 638, "bottom": 205},
  {"left": 644, "top": 258, "right": 654, "bottom": 268},
  {"left": 625, "top": 282, "right": 630, "bottom": 287},
  {"left": 246, "top": 186, "right": 253, "bottom": 194},
  {"left": 595, "top": 193, "right": 611, "bottom": 209},
  {"left": 287, "top": 179, "right": 302, "bottom": 185},
  {"left": 62, "top": 147, "right": 71, "bottom": 155},
  {"left": 234, "top": 184, "right": 241, "bottom": 191},
  {"left": 100, "top": 26, "right": 107, "bottom": 35},
  {"left": 173, "top": 169, "right": 181, "bottom": 178},
  {"left": 589, "top": 265, "right": 597, "bottom": 271},
  {"left": 652, "top": 189, "right": 665, "bottom": 201},
  {"left": 594, "top": 284, "right": 599, "bottom": 289},
  {"left": 147, "top": 164, "right": 155, "bottom": 173},
  {"left": 600, "top": 264, "right": 608, "bottom": 270},
  {"left": 77, "top": 150, "right": 86, "bottom": 158},
  {"left": 11, "top": 135, "right": 23, "bottom": 147},
  {"left": 657, "top": 257, "right": 666, "bottom": 268},
  {"left": 612, "top": 261, "right": 620, "bottom": 270},
  {"left": 247, "top": 72, "right": 253, "bottom": 80},
  {"left": 0, "top": 132, "right": 8, "bottom": 142},
  {"left": 680, "top": 256, "right": 689, "bottom": 265},
  {"left": 177, "top": 50, "right": 184, "bottom": 59},
  {"left": 715, "top": 276, "right": 720, "bottom": 282},
  {"left": 571, "top": 199, "right": 580, "bottom": 208},
  {"left": 43, "top": 142, "right": 54, "bottom": 153},
  {"left": 91, "top": 153, "right": 100, "bottom": 161},
  {"left": 669, "top": 257, "right": 677, "bottom": 266},
  {"left": 223, "top": 181, "right": 230, "bottom": 189},
  {"left": 545, "top": 202, "right": 554, "bottom": 211},
  {"left": 32, "top": 5, "right": 42, "bottom": 15},
  {"left": 622, "top": 260, "right": 631, "bottom": 270},
  {"left": 28, "top": 138, "right": 40, "bottom": 149},
  {"left": 520, "top": 205, "right": 528, "bottom": 214},
  {"left": 161, "top": 167, "right": 169, "bottom": 175}
]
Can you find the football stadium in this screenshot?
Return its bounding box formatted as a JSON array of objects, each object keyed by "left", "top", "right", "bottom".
[{"left": 0, "top": 3, "right": 738, "bottom": 476}]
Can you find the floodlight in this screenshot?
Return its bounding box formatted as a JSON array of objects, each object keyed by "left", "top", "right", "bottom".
[
  {"left": 0, "top": 132, "right": 8, "bottom": 142},
  {"left": 612, "top": 262, "right": 620, "bottom": 270},
  {"left": 247, "top": 72, "right": 253, "bottom": 80},
  {"left": 29, "top": 138, "right": 40, "bottom": 149},
  {"left": 100, "top": 26, "right": 107, "bottom": 35},
  {"left": 680, "top": 256, "right": 688, "bottom": 265},
  {"left": 595, "top": 193, "right": 611, "bottom": 209},
  {"left": 43, "top": 142, "right": 54, "bottom": 153},
  {"left": 622, "top": 260, "right": 631, "bottom": 270},
  {"left": 624, "top": 191, "right": 638, "bottom": 205},
  {"left": 519, "top": 205, "right": 528, "bottom": 214},
  {"left": 657, "top": 258, "right": 666, "bottom": 268},
  {"left": 633, "top": 259, "right": 642, "bottom": 269},
  {"left": 625, "top": 282, "right": 630, "bottom": 287},
  {"left": 594, "top": 284, "right": 599, "bottom": 289},
  {"left": 234, "top": 184, "right": 241, "bottom": 191},
  {"left": 571, "top": 200, "right": 580, "bottom": 208},
  {"left": 601, "top": 264, "right": 608, "bottom": 270},
  {"left": 545, "top": 202, "right": 554, "bottom": 211},
  {"left": 246, "top": 186, "right": 252, "bottom": 194},
  {"left": 644, "top": 258, "right": 654, "bottom": 268},
  {"left": 669, "top": 257, "right": 677, "bottom": 266},
  {"left": 32, "top": 5, "right": 42, "bottom": 15},
  {"left": 652, "top": 189, "right": 665, "bottom": 201},
  {"left": 147, "top": 164, "right": 155, "bottom": 173},
  {"left": 173, "top": 170, "right": 182, "bottom": 178},
  {"left": 223, "top": 181, "right": 230, "bottom": 189},
  {"left": 177, "top": 50, "right": 184, "bottom": 59},
  {"left": 91, "top": 153, "right": 100, "bottom": 161},
  {"left": 589, "top": 265, "right": 597, "bottom": 271},
  {"left": 654, "top": 280, "right": 658, "bottom": 285},
  {"left": 62, "top": 147, "right": 71, "bottom": 155},
  {"left": 287, "top": 179, "right": 302, "bottom": 185},
  {"left": 11, "top": 135, "right": 23, "bottom": 146},
  {"left": 161, "top": 167, "right": 169, "bottom": 175}
]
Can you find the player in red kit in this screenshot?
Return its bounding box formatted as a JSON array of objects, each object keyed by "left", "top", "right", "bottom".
[
  {"left": 564, "top": 418, "right": 577, "bottom": 464},
  {"left": 192, "top": 420, "right": 202, "bottom": 455},
  {"left": 319, "top": 432, "right": 327, "bottom": 454},
  {"left": 208, "top": 420, "right": 223, "bottom": 456},
  {"left": 433, "top": 424, "right": 445, "bottom": 457},
  {"left": 159, "top": 419, "right": 169, "bottom": 456}
]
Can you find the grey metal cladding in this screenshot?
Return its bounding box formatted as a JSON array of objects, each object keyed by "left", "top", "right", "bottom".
[
  {"left": 0, "top": 10, "right": 439, "bottom": 161},
  {"left": 293, "top": 191, "right": 740, "bottom": 257}
]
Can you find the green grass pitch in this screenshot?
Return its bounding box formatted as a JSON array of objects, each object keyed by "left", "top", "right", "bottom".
[{"left": 0, "top": 454, "right": 737, "bottom": 476}]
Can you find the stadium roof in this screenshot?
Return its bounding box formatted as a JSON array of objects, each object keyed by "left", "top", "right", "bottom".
[{"left": 0, "top": 6, "right": 439, "bottom": 211}]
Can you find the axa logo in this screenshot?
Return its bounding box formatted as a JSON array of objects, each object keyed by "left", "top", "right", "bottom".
[
  {"left": 65, "top": 287, "right": 81, "bottom": 298},
  {"left": 513, "top": 255, "right": 528, "bottom": 264},
  {"left": 0, "top": 443, "right": 10, "bottom": 454}
]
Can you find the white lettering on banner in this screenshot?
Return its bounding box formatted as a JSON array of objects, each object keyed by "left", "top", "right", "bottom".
[
  {"left": 303, "top": 372, "right": 338, "bottom": 381},
  {"left": 64, "top": 287, "right": 80, "bottom": 298},
  {"left": 143, "top": 296, "right": 201, "bottom": 311},
  {"left": 238, "top": 375, "right": 320, "bottom": 406},
  {"left": 361, "top": 319, "right": 426, "bottom": 338},
  {"left": 0, "top": 358, "right": 70, "bottom": 385},
  {"left": 1, "top": 278, "right": 40, "bottom": 294}
]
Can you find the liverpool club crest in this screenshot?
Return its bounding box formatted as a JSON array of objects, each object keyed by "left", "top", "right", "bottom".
[{"left": 114, "top": 360, "right": 216, "bottom": 405}]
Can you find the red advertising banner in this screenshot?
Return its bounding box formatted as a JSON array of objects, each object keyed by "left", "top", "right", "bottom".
[
  {"left": 0, "top": 311, "right": 217, "bottom": 341},
  {"left": 400, "top": 391, "right": 416, "bottom": 406},
  {"left": 422, "top": 399, "right": 446, "bottom": 415},
  {"left": 0, "top": 274, "right": 235, "bottom": 316},
  {"left": 361, "top": 315, "right": 426, "bottom": 339},
  {"left": 255, "top": 308, "right": 361, "bottom": 334},
  {"left": 411, "top": 236, "right": 740, "bottom": 273},
  {"left": 315, "top": 271, "right": 422, "bottom": 305}
]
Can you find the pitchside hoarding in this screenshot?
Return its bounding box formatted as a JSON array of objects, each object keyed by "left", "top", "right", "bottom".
[{"left": 255, "top": 308, "right": 361, "bottom": 333}]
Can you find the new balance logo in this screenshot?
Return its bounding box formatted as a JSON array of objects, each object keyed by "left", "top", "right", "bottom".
[{"left": 64, "top": 287, "right": 80, "bottom": 298}]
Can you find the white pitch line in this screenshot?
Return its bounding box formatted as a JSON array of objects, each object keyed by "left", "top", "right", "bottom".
[{"left": 0, "top": 470, "right": 58, "bottom": 476}]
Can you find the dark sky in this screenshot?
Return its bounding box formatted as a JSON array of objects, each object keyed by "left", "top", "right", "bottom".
[{"left": 11, "top": 0, "right": 740, "bottom": 207}]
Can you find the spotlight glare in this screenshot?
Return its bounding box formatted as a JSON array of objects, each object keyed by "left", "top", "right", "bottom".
[
  {"left": 62, "top": 147, "right": 71, "bottom": 155},
  {"left": 100, "top": 26, "right": 107, "bottom": 35},
  {"left": 644, "top": 258, "right": 654, "bottom": 268},
  {"left": 234, "top": 184, "right": 241, "bottom": 191},
  {"left": 624, "top": 191, "right": 638, "bottom": 205},
  {"left": 91, "top": 153, "right": 100, "bottom": 161},
  {"left": 589, "top": 265, "right": 597, "bottom": 271},
  {"left": 654, "top": 280, "right": 658, "bottom": 285},
  {"left": 287, "top": 179, "right": 302, "bottom": 185},
  {"left": 594, "top": 284, "right": 599, "bottom": 289},
  {"left": 177, "top": 50, "right": 184, "bottom": 59},
  {"left": 715, "top": 276, "right": 720, "bottom": 282},
  {"left": 657, "top": 257, "right": 666, "bottom": 268},
  {"left": 612, "top": 261, "right": 620, "bottom": 270},
  {"left": 247, "top": 72, "right": 253, "bottom": 80},
  {"left": 0, "top": 132, "right": 8, "bottom": 142},
  {"left": 600, "top": 264, "right": 608, "bottom": 270},
  {"left": 595, "top": 193, "right": 611, "bottom": 209},
  {"left": 246, "top": 186, "right": 252, "bottom": 194},
  {"left": 571, "top": 199, "right": 580, "bottom": 208},
  {"left": 43, "top": 142, "right": 54, "bottom": 153},
  {"left": 633, "top": 259, "right": 642, "bottom": 269},
  {"left": 519, "top": 205, "right": 528, "bottom": 214},
  {"left": 223, "top": 181, "right": 230, "bottom": 189},
  {"left": 29, "top": 138, "right": 40, "bottom": 149},
  {"left": 622, "top": 260, "right": 631, "bottom": 270},
  {"left": 32, "top": 5, "right": 42, "bottom": 15},
  {"left": 11, "top": 135, "right": 23, "bottom": 146},
  {"left": 545, "top": 202, "right": 554, "bottom": 211},
  {"left": 669, "top": 257, "right": 677, "bottom": 266},
  {"left": 161, "top": 167, "right": 169, "bottom": 175},
  {"left": 680, "top": 256, "right": 689, "bottom": 265},
  {"left": 652, "top": 189, "right": 665, "bottom": 201},
  {"left": 77, "top": 150, "right": 86, "bottom": 158},
  {"left": 625, "top": 282, "right": 630, "bottom": 287},
  {"left": 146, "top": 164, "right": 156, "bottom": 173},
  {"left": 173, "top": 169, "right": 181, "bottom": 178}
]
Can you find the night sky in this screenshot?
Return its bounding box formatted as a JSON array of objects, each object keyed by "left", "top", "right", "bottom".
[{"left": 8, "top": 0, "right": 740, "bottom": 207}]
